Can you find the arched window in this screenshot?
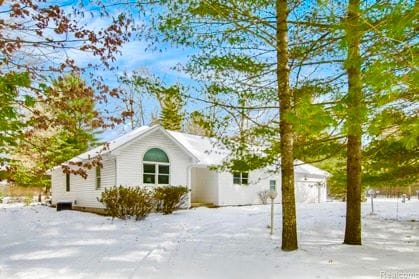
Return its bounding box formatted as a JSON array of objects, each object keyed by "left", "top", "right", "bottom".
[{"left": 143, "top": 148, "right": 170, "bottom": 185}]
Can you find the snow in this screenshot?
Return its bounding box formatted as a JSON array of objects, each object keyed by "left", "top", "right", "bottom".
[
  {"left": 1, "top": 199, "right": 418, "bottom": 278},
  {"left": 294, "top": 159, "right": 331, "bottom": 177},
  {"left": 49, "top": 126, "right": 150, "bottom": 171},
  {"left": 67, "top": 126, "right": 150, "bottom": 162},
  {"left": 167, "top": 130, "right": 229, "bottom": 165}
]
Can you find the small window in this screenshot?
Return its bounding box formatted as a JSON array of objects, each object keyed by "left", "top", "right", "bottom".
[
  {"left": 233, "top": 172, "right": 249, "bottom": 185},
  {"left": 96, "top": 166, "right": 101, "bottom": 190},
  {"left": 143, "top": 163, "right": 156, "bottom": 184},
  {"left": 270, "top": 180, "right": 276, "bottom": 191},
  {"left": 158, "top": 174, "right": 169, "bottom": 184},
  {"left": 66, "top": 173, "right": 70, "bottom": 192},
  {"left": 158, "top": 165, "right": 169, "bottom": 184}
]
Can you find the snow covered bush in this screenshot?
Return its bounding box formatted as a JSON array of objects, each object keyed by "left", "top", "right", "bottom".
[
  {"left": 153, "top": 186, "right": 189, "bottom": 214},
  {"left": 258, "top": 190, "right": 270, "bottom": 204},
  {"left": 100, "top": 186, "right": 154, "bottom": 220}
]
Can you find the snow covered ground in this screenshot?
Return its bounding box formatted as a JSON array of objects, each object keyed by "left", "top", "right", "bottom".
[{"left": 0, "top": 199, "right": 418, "bottom": 279}]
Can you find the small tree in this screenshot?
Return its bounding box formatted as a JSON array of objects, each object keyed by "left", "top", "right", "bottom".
[
  {"left": 125, "top": 74, "right": 185, "bottom": 131},
  {"left": 8, "top": 74, "right": 101, "bottom": 188},
  {"left": 184, "top": 111, "right": 215, "bottom": 137},
  {"left": 0, "top": 72, "right": 32, "bottom": 165}
]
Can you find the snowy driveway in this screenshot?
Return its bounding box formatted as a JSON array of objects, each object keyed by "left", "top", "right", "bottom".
[{"left": 1, "top": 200, "right": 418, "bottom": 279}]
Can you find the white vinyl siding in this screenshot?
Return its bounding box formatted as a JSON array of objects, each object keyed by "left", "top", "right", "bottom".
[
  {"left": 191, "top": 167, "right": 219, "bottom": 204},
  {"left": 294, "top": 173, "right": 328, "bottom": 203},
  {"left": 116, "top": 129, "right": 192, "bottom": 187},
  {"left": 217, "top": 170, "right": 281, "bottom": 206},
  {"left": 233, "top": 172, "right": 248, "bottom": 185},
  {"left": 51, "top": 158, "right": 115, "bottom": 208},
  {"left": 50, "top": 126, "right": 328, "bottom": 209},
  {"left": 52, "top": 129, "right": 193, "bottom": 209}
]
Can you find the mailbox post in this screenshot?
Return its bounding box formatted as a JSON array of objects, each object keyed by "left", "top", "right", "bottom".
[
  {"left": 368, "top": 189, "right": 376, "bottom": 214},
  {"left": 268, "top": 191, "right": 278, "bottom": 235}
]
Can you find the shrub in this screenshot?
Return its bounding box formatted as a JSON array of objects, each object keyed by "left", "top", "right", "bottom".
[
  {"left": 23, "top": 194, "right": 33, "bottom": 206},
  {"left": 153, "top": 186, "right": 189, "bottom": 214},
  {"left": 100, "top": 186, "right": 154, "bottom": 220},
  {"left": 258, "top": 190, "right": 270, "bottom": 205}
]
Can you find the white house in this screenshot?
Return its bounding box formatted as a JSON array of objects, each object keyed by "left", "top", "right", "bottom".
[{"left": 50, "top": 125, "right": 329, "bottom": 210}]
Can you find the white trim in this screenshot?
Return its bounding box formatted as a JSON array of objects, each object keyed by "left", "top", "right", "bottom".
[
  {"left": 186, "top": 165, "right": 193, "bottom": 208},
  {"left": 109, "top": 126, "right": 160, "bottom": 156},
  {"left": 233, "top": 171, "right": 249, "bottom": 186},
  {"left": 112, "top": 126, "right": 199, "bottom": 163},
  {"left": 142, "top": 146, "right": 171, "bottom": 186},
  {"left": 114, "top": 158, "right": 118, "bottom": 186},
  {"left": 158, "top": 127, "right": 200, "bottom": 163},
  {"left": 143, "top": 162, "right": 171, "bottom": 186}
]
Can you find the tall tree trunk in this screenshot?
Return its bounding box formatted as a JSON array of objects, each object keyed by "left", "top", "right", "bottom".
[
  {"left": 277, "top": 0, "right": 298, "bottom": 251},
  {"left": 344, "top": 0, "right": 363, "bottom": 245}
]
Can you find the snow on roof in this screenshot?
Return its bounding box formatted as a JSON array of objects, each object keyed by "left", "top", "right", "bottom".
[
  {"left": 54, "top": 125, "right": 329, "bottom": 177},
  {"left": 61, "top": 126, "right": 150, "bottom": 163},
  {"left": 167, "top": 130, "right": 229, "bottom": 165},
  {"left": 294, "top": 160, "right": 331, "bottom": 177}
]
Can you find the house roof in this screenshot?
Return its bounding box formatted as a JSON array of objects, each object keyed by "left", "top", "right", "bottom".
[
  {"left": 294, "top": 160, "right": 331, "bottom": 177},
  {"left": 167, "top": 130, "right": 229, "bottom": 165},
  {"left": 71, "top": 125, "right": 151, "bottom": 162},
  {"left": 54, "top": 125, "right": 330, "bottom": 178}
]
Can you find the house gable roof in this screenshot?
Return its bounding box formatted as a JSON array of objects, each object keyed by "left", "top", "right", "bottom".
[
  {"left": 68, "top": 125, "right": 151, "bottom": 162},
  {"left": 166, "top": 130, "right": 229, "bottom": 166},
  {"left": 294, "top": 160, "right": 331, "bottom": 178},
  {"left": 52, "top": 125, "right": 330, "bottom": 178},
  {"left": 52, "top": 126, "right": 200, "bottom": 170}
]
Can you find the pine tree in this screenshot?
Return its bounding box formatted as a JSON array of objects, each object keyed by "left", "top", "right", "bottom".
[
  {"left": 158, "top": 85, "right": 184, "bottom": 131},
  {"left": 136, "top": 0, "right": 318, "bottom": 251},
  {"left": 185, "top": 111, "right": 215, "bottom": 137},
  {"left": 8, "top": 74, "right": 101, "bottom": 188},
  {"left": 0, "top": 72, "right": 32, "bottom": 167},
  {"left": 276, "top": 0, "right": 297, "bottom": 251},
  {"left": 343, "top": 0, "right": 363, "bottom": 245},
  {"left": 288, "top": 0, "right": 416, "bottom": 244},
  {"left": 126, "top": 73, "right": 185, "bottom": 131}
]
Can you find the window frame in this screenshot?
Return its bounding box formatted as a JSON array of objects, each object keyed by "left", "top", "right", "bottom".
[
  {"left": 95, "top": 166, "right": 101, "bottom": 190},
  {"left": 65, "top": 173, "right": 70, "bottom": 192},
  {"left": 143, "top": 148, "right": 170, "bottom": 186},
  {"left": 233, "top": 172, "right": 249, "bottom": 186},
  {"left": 269, "top": 180, "right": 276, "bottom": 191}
]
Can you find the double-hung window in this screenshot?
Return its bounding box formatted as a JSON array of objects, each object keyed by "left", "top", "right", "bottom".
[
  {"left": 233, "top": 172, "right": 249, "bottom": 185},
  {"left": 269, "top": 180, "right": 276, "bottom": 191},
  {"left": 143, "top": 148, "right": 170, "bottom": 185}
]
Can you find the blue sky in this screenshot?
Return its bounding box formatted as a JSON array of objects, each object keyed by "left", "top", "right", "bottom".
[
  {"left": 56, "top": 2, "right": 202, "bottom": 140},
  {"left": 0, "top": 0, "right": 207, "bottom": 140},
  {"left": 1, "top": 1, "right": 345, "bottom": 141}
]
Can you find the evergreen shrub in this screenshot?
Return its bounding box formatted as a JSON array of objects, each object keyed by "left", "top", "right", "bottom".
[
  {"left": 153, "top": 186, "right": 189, "bottom": 214},
  {"left": 100, "top": 186, "right": 154, "bottom": 220}
]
